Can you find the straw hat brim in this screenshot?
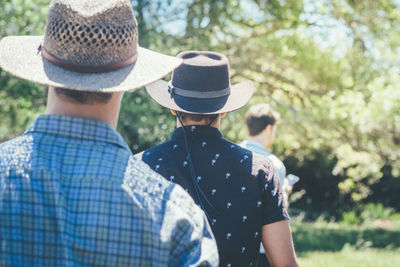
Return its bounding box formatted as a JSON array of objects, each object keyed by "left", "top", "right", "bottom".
[
  {"left": 146, "top": 79, "right": 254, "bottom": 114},
  {"left": 0, "top": 36, "right": 182, "bottom": 92}
]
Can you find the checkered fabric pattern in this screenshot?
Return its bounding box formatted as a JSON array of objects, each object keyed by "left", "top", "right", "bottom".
[{"left": 0, "top": 115, "right": 218, "bottom": 267}]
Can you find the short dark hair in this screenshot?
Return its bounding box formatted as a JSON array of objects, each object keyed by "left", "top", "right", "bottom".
[
  {"left": 245, "top": 104, "right": 280, "bottom": 136},
  {"left": 176, "top": 111, "right": 219, "bottom": 125},
  {"left": 54, "top": 87, "right": 113, "bottom": 105}
]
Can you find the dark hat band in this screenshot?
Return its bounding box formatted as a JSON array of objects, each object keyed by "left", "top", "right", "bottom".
[
  {"left": 40, "top": 45, "right": 137, "bottom": 73},
  {"left": 168, "top": 84, "right": 231, "bottom": 99}
]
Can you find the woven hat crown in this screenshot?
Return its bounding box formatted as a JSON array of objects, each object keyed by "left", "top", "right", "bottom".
[{"left": 43, "top": 0, "right": 138, "bottom": 67}]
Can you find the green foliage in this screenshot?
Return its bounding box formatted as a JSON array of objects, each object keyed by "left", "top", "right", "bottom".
[
  {"left": 341, "top": 211, "right": 361, "bottom": 225},
  {"left": 284, "top": 150, "right": 344, "bottom": 217},
  {"left": 118, "top": 89, "right": 176, "bottom": 154},
  {"left": 0, "top": 0, "right": 48, "bottom": 142},
  {"left": 339, "top": 203, "right": 396, "bottom": 225},
  {"left": 292, "top": 221, "right": 400, "bottom": 252},
  {"left": 360, "top": 203, "right": 395, "bottom": 223},
  {"left": 0, "top": 0, "right": 49, "bottom": 37}
]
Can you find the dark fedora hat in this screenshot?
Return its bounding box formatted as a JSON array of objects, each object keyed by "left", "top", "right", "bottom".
[{"left": 146, "top": 51, "right": 254, "bottom": 114}]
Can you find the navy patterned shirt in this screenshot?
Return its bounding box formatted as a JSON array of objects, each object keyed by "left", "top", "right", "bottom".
[
  {"left": 140, "top": 125, "right": 289, "bottom": 267},
  {"left": 0, "top": 115, "right": 218, "bottom": 267}
]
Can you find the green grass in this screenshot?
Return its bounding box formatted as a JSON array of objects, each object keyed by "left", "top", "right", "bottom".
[
  {"left": 292, "top": 222, "right": 400, "bottom": 252},
  {"left": 290, "top": 221, "right": 400, "bottom": 266},
  {"left": 298, "top": 248, "right": 400, "bottom": 267}
]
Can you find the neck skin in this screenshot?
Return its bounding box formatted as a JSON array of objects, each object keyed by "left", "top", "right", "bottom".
[
  {"left": 172, "top": 110, "right": 226, "bottom": 129},
  {"left": 45, "top": 86, "right": 124, "bottom": 129},
  {"left": 247, "top": 124, "right": 275, "bottom": 149},
  {"left": 176, "top": 117, "right": 222, "bottom": 129}
]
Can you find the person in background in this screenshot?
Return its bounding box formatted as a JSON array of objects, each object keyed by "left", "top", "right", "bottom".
[
  {"left": 240, "top": 103, "right": 294, "bottom": 267},
  {"left": 240, "top": 104, "right": 293, "bottom": 208},
  {"left": 0, "top": 1, "right": 218, "bottom": 266},
  {"left": 139, "top": 51, "right": 298, "bottom": 267}
]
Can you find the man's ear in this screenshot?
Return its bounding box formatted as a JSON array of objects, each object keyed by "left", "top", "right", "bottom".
[
  {"left": 171, "top": 110, "right": 177, "bottom": 116},
  {"left": 219, "top": 112, "right": 226, "bottom": 118}
]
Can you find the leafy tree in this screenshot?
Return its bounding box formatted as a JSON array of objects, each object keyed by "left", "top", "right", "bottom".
[
  {"left": 0, "top": 0, "right": 48, "bottom": 142},
  {"left": 1, "top": 0, "right": 399, "bottom": 216},
  {"left": 127, "top": 0, "right": 400, "bottom": 214}
]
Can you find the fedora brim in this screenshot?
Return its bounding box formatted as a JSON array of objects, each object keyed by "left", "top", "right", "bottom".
[
  {"left": 0, "top": 36, "right": 182, "bottom": 92},
  {"left": 146, "top": 79, "right": 254, "bottom": 114}
]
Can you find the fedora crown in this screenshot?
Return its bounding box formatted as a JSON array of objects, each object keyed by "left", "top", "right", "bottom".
[
  {"left": 43, "top": 0, "right": 137, "bottom": 69},
  {"left": 171, "top": 51, "right": 231, "bottom": 95}
]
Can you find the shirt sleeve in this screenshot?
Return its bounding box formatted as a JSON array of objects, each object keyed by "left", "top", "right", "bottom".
[
  {"left": 254, "top": 154, "right": 289, "bottom": 225},
  {"left": 165, "top": 184, "right": 219, "bottom": 267},
  {"left": 268, "top": 155, "right": 287, "bottom": 186}
]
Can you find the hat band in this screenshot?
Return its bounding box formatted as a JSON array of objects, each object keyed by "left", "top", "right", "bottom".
[
  {"left": 168, "top": 84, "right": 231, "bottom": 99},
  {"left": 40, "top": 46, "right": 137, "bottom": 73}
]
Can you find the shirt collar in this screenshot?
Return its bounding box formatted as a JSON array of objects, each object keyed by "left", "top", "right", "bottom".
[
  {"left": 25, "top": 114, "right": 130, "bottom": 150},
  {"left": 171, "top": 125, "right": 223, "bottom": 141},
  {"left": 244, "top": 139, "right": 271, "bottom": 153}
]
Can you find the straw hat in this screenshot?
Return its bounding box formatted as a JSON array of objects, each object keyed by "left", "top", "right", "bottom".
[
  {"left": 146, "top": 51, "right": 254, "bottom": 114},
  {"left": 0, "top": 0, "right": 182, "bottom": 92}
]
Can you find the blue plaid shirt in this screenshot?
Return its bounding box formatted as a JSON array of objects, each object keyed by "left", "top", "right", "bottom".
[{"left": 0, "top": 115, "right": 218, "bottom": 267}]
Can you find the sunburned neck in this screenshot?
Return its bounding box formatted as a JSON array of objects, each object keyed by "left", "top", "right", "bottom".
[{"left": 45, "top": 87, "right": 123, "bottom": 129}]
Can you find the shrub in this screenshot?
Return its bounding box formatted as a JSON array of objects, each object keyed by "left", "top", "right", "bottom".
[
  {"left": 341, "top": 211, "right": 361, "bottom": 225},
  {"left": 360, "top": 203, "right": 394, "bottom": 223}
]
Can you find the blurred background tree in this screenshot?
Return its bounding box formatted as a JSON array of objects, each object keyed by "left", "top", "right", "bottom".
[
  {"left": 1, "top": 0, "right": 399, "bottom": 219},
  {"left": 0, "top": 0, "right": 48, "bottom": 142}
]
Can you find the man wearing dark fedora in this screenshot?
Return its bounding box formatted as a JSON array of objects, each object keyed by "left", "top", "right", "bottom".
[
  {"left": 0, "top": 1, "right": 218, "bottom": 266},
  {"left": 139, "top": 51, "right": 299, "bottom": 267}
]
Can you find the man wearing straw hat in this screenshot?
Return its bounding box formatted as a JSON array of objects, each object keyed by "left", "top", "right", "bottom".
[
  {"left": 139, "top": 51, "right": 298, "bottom": 267},
  {"left": 0, "top": 1, "right": 218, "bottom": 266}
]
